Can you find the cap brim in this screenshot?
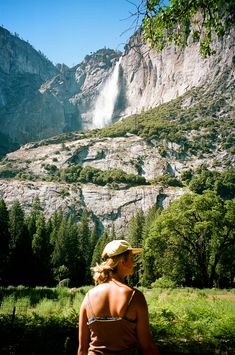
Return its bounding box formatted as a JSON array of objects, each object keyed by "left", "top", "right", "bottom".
[{"left": 131, "top": 248, "right": 142, "bottom": 254}]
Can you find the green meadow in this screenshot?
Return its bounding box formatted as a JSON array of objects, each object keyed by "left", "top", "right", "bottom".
[{"left": 0, "top": 286, "right": 234, "bottom": 354}]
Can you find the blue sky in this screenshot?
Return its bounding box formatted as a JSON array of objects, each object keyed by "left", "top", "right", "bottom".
[{"left": 0, "top": 0, "right": 145, "bottom": 67}]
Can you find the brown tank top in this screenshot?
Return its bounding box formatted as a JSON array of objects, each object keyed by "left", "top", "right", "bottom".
[{"left": 86, "top": 290, "right": 138, "bottom": 354}]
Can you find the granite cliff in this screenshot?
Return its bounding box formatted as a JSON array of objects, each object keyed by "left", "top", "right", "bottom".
[
  {"left": 0, "top": 25, "right": 234, "bottom": 233},
  {"left": 0, "top": 134, "right": 188, "bottom": 233},
  {"left": 0, "top": 25, "right": 234, "bottom": 153},
  {"left": 31, "top": 27, "right": 234, "bottom": 131},
  {"left": 0, "top": 82, "right": 234, "bottom": 233},
  {"left": 0, "top": 27, "right": 80, "bottom": 151}
]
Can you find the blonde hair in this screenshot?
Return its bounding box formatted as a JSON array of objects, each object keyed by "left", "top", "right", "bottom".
[{"left": 92, "top": 251, "right": 130, "bottom": 285}]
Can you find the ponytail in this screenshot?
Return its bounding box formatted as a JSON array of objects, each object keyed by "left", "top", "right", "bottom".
[{"left": 91, "top": 251, "right": 130, "bottom": 285}]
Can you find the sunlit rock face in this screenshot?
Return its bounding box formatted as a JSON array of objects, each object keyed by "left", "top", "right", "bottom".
[
  {"left": 0, "top": 133, "right": 185, "bottom": 233},
  {"left": 60, "top": 27, "right": 234, "bottom": 130},
  {"left": 58, "top": 28, "right": 234, "bottom": 130},
  {"left": 1, "top": 129, "right": 232, "bottom": 233},
  {"left": 0, "top": 24, "right": 234, "bottom": 151},
  {"left": 116, "top": 28, "right": 234, "bottom": 117},
  {"left": 71, "top": 28, "right": 234, "bottom": 129}
]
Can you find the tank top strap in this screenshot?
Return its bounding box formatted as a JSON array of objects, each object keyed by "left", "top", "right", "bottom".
[
  {"left": 123, "top": 289, "right": 136, "bottom": 318},
  {"left": 86, "top": 291, "right": 95, "bottom": 319}
]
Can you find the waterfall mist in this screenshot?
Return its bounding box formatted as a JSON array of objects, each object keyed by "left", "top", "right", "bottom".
[{"left": 92, "top": 57, "right": 121, "bottom": 129}]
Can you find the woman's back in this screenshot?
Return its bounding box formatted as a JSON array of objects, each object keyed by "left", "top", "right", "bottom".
[
  {"left": 86, "top": 281, "right": 139, "bottom": 353},
  {"left": 87, "top": 280, "right": 137, "bottom": 320},
  {"left": 78, "top": 241, "right": 160, "bottom": 355}
]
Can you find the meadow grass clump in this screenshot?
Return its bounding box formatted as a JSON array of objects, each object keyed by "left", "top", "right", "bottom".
[{"left": 145, "top": 288, "right": 235, "bottom": 353}]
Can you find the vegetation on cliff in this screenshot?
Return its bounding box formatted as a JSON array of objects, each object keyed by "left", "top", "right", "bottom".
[{"left": 24, "top": 82, "right": 233, "bottom": 166}]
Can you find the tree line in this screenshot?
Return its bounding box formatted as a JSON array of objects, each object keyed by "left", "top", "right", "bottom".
[
  {"left": 0, "top": 196, "right": 100, "bottom": 287},
  {"left": 0, "top": 167, "right": 234, "bottom": 288}
]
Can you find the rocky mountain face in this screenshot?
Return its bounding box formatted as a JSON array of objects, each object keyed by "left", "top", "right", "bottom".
[
  {"left": 0, "top": 27, "right": 80, "bottom": 150},
  {"left": 1, "top": 25, "right": 234, "bottom": 153},
  {"left": 0, "top": 135, "right": 188, "bottom": 233},
  {"left": 0, "top": 25, "right": 234, "bottom": 233},
  {"left": 118, "top": 29, "right": 234, "bottom": 116},
  {"left": 0, "top": 113, "right": 233, "bottom": 233},
  {"left": 38, "top": 28, "right": 235, "bottom": 130}
]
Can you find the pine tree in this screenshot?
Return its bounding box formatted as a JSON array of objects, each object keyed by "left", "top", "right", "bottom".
[
  {"left": 79, "top": 209, "right": 92, "bottom": 284},
  {"left": 128, "top": 209, "right": 145, "bottom": 286},
  {"left": 90, "top": 222, "right": 99, "bottom": 252},
  {"left": 110, "top": 224, "right": 117, "bottom": 240},
  {"left": 8, "top": 200, "right": 33, "bottom": 285},
  {"left": 129, "top": 209, "right": 145, "bottom": 247},
  {"left": 8, "top": 200, "right": 25, "bottom": 250},
  {"left": 141, "top": 205, "right": 161, "bottom": 286},
  {"left": 32, "top": 213, "right": 51, "bottom": 285},
  {"left": 0, "top": 199, "right": 9, "bottom": 284},
  {"left": 64, "top": 218, "right": 81, "bottom": 286},
  {"left": 27, "top": 195, "right": 42, "bottom": 237},
  {"left": 91, "top": 229, "right": 110, "bottom": 267},
  {"left": 51, "top": 217, "right": 68, "bottom": 282},
  {"left": 143, "top": 206, "right": 161, "bottom": 242},
  {"left": 49, "top": 208, "right": 64, "bottom": 247}
]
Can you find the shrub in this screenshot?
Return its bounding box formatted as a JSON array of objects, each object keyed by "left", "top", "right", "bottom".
[
  {"left": 151, "top": 277, "right": 177, "bottom": 288},
  {"left": 151, "top": 174, "right": 183, "bottom": 187}
]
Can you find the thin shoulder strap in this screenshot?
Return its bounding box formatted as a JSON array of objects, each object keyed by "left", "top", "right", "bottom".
[
  {"left": 86, "top": 292, "right": 95, "bottom": 318},
  {"left": 123, "top": 290, "right": 136, "bottom": 318}
]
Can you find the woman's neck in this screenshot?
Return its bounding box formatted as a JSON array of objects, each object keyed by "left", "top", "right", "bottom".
[{"left": 111, "top": 274, "right": 126, "bottom": 284}]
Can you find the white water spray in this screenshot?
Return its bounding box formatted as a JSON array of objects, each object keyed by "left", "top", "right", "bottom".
[{"left": 92, "top": 57, "right": 122, "bottom": 129}]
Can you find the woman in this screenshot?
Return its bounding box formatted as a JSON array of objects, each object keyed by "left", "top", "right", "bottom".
[{"left": 78, "top": 239, "right": 160, "bottom": 355}]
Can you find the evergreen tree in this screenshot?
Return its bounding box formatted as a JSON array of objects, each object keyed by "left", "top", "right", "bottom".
[
  {"left": 49, "top": 208, "right": 64, "bottom": 247},
  {"left": 80, "top": 209, "right": 90, "bottom": 259},
  {"left": 90, "top": 222, "right": 99, "bottom": 252},
  {"left": 128, "top": 209, "right": 145, "bottom": 286},
  {"left": 8, "top": 200, "right": 33, "bottom": 285},
  {"left": 64, "top": 219, "right": 81, "bottom": 286},
  {"left": 129, "top": 209, "right": 145, "bottom": 247},
  {"left": 143, "top": 205, "right": 161, "bottom": 242},
  {"left": 32, "top": 213, "right": 52, "bottom": 285},
  {"left": 50, "top": 215, "right": 83, "bottom": 286},
  {"left": 79, "top": 209, "right": 92, "bottom": 284},
  {"left": 0, "top": 199, "right": 9, "bottom": 284},
  {"left": 27, "top": 195, "right": 43, "bottom": 237},
  {"left": 91, "top": 229, "right": 110, "bottom": 268},
  {"left": 110, "top": 224, "right": 117, "bottom": 240},
  {"left": 141, "top": 205, "right": 161, "bottom": 286},
  {"left": 51, "top": 217, "right": 68, "bottom": 282},
  {"left": 8, "top": 200, "right": 25, "bottom": 249}
]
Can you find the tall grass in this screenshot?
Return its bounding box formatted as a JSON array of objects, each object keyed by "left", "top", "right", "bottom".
[
  {"left": 145, "top": 288, "right": 235, "bottom": 353},
  {"left": 0, "top": 285, "right": 90, "bottom": 320},
  {"left": 0, "top": 286, "right": 234, "bottom": 354}
]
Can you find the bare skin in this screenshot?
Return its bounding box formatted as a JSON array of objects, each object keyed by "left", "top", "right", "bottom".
[{"left": 78, "top": 252, "right": 160, "bottom": 355}]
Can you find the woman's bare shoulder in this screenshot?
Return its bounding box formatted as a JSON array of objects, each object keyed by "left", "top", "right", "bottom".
[
  {"left": 132, "top": 288, "right": 147, "bottom": 305},
  {"left": 88, "top": 283, "right": 110, "bottom": 297}
]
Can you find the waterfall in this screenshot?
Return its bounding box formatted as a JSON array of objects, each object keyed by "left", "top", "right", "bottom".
[{"left": 92, "top": 57, "right": 121, "bottom": 129}]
